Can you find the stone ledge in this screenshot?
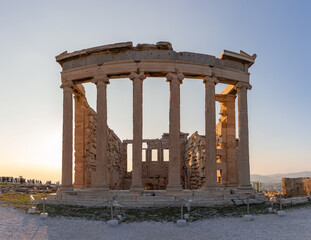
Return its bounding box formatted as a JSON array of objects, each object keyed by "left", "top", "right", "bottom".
[{"left": 45, "top": 190, "right": 265, "bottom": 208}]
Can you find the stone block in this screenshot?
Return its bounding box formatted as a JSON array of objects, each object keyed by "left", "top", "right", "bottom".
[
  {"left": 280, "top": 198, "right": 291, "bottom": 206},
  {"left": 107, "top": 220, "right": 119, "bottom": 226},
  {"left": 231, "top": 199, "right": 244, "bottom": 205},
  {"left": 177, "top": 219, "right": 187, "bottom": 227},
  {"left": 242, "top": 214, "right": 254, "bottom": 221},
  {"left": 290, "top": 197, "right": 309, "bottom": 205},
  {"left": 40, "top": 213, "right": 48, "bottom": 219}
]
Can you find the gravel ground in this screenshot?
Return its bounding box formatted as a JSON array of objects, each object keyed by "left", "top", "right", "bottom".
[{"left": 1, "top": 206, "right": 311, "bottom": 240}]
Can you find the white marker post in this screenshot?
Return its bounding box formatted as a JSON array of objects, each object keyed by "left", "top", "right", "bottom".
[
  {"left": 277, "top": 196, "right": 286, "bottom": 217},
  {"left": 184, "top": 199, "right": 192, "bottom": 220},
  {"left": 108, "top": 199, "right": 119, "bottom": 226},
  {"left": 40, "top": 195, "right": 48, "bottom": 219},
  {"left": 268, "top": 196, "right": 275, "bottom": 213},
  {"left": 243, "top": 197, "right": 254, "bottom": 221},
  {"left": 177, "top": 199, "right": 187, "bottom": 227},
  {"left": 28, "top": 195, "right": 37, "bottom": 214}
]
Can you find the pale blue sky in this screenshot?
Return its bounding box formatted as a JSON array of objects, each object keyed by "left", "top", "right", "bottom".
[{"left": 0, "top": 0, "right": 310, "bottom": 181}]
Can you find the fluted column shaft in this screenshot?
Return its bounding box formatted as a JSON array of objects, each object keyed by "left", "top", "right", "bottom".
[
  {"left": 61, "top": 81, "right": 74, "bottom": 191},
  {"left": 130, "top": 72, "right": 146, "bottom": 190},
  {"left": 236, "top": 82, "right": 252, "bottom": 188},
  {"left": 166, "top": 72, "right": 184, "bottom": 191},
  {"left": 93, "top": 75, "right": 110, "bottom": 190},
  {"left": 203, "top": 76, "right": 219, "bottom": 189}
]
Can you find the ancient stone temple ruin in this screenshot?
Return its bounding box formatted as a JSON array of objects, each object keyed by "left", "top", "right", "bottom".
[
  {"left": 283, "top": 178, "right": 311, "bottom": 197},
  {"left": 48, "top": 42, "right": 264, "bottom": 207}
]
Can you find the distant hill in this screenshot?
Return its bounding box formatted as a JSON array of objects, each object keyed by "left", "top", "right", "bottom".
[{"left": 251, "top": 171, "right": 311, "bottom": 183}]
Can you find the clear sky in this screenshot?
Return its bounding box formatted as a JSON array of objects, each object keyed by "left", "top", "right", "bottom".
[{"left": 0, "top": 0, "right": 310, "bottom": 182}]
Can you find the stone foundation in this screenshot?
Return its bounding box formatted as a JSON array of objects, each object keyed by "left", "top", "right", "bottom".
[{"left": 47, "top": 189, "right": 264, "bottom": 208}]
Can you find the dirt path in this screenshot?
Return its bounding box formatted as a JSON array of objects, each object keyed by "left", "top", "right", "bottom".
[{"left": 1, "top": 206, "right": 311, "bottom": 240}]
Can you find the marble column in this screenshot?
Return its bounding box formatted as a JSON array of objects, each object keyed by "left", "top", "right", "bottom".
[
  {"left": 129, "top": 71, "right": 146, "bottom": 190},
  {"left": 92, "top": 74, "right": 110, "bottom": 190},
  {"left": 202, "top": 76, "right": 219, "bottom": 189},
  {"left": 236, "top": 82, "right": 252, "bottom": 189},
  {"left": 166, "top": 72, "right": 184, "bottom": 191},
  {"left": 219, "top": 95, "right": 238, "bottom": 187},
  {"left": 73, "top": 93, "right": 85, "bottom": 189},
  {"left": 60, "top": 81, "right": 74, "bottom": 191}
]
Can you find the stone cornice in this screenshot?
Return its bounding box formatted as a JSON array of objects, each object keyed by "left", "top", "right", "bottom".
[
  {"left": 56, "top": 42, "right": 134, "bottom": 62},
  {"left": 219, "top": 50, "right": 257, "bottom": 67},
  {"left": 57, "top": 43, "right": 254, "bottom": 86},
  {"left": 56, "top": 42, "right": 255, "bottom": 75}
]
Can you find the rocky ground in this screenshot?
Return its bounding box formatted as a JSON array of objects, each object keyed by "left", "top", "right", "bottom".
[
  {"left": 1, "top": 205, "right": 311, "bottom": 240},
  {"left": 1, "top": 183, "right": 311, "bottom": 239},
  {"left": 0, "top": 183, "right": 58, "bottom": 195}
]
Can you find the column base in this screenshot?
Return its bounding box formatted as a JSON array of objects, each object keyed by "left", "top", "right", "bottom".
[
  {"left": 225, "top": 183, "right": 239, "bottom": 188},
  {"left": 236, "top": 185, "right": 255, "bottom": 195},
  {"left": 166, "top": 184, "right": 183, "bottom": 191},
  {"left": 93, "top": 185, "right": 110, "bottom": 191},
  {"left": 60, "top": 185, "right": 74, "bottom": 192},
  {"left": 201, "top": 183, "right": 219, "bottom": 190},
  {"left": 130, "top": 184, "right": 144, "bottom": 192},
  {"left": 73, "top": 184, "right": 84, "bottom": 189},
  {"left": 238, "top": 184, "right": 253, "bottom": 190}
]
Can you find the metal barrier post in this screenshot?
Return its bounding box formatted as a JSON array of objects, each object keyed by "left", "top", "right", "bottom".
[
  {"left": 110, "top": 199, "right": 113, "bottom": 220},
  {"left": 43, "top": 195, "right": 46, "bottom": 213},
  {"left": 180, "top": 198, "right": 183, "bottom": 220},
  {"left": 247, "top": 197, "right": 250, "bottom": 215}
]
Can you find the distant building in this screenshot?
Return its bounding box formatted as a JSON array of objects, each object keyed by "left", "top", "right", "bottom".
[{"left": 252, "top": 181, "right": 262, "bottom": 192}]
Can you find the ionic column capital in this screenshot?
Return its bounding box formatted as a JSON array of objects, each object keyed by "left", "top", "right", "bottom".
[
  {"left": 166, "top": 72, "right": 184, "bottom": 84},
  {"left": 60, "top": 81, "right": 74, "bottom": 91},
  {"left": 235, "top": 82, "right": 252, "bottom": 90},
  {"left": 129, "top": 71, "right": 146, "bottom": 81},
  {"left": 92, "top": 74, "right": 110, "bottom": 85},
  {"left": 203, "top": 76, "right": 219, "bottom": 87}
]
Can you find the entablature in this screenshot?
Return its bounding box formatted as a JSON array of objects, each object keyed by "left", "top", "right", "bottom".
[{"left": 57, "top": 42, "right": 255, "bottom": 85}]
